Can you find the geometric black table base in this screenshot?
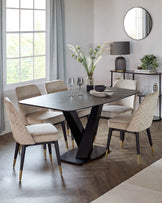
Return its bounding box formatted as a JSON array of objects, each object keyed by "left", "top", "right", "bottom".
[{"left": 61, "top": 145, "right": 106, "bottom": 165}]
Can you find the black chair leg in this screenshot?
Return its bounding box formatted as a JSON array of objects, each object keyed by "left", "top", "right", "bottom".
[
  {"left": 54, "top": 141, "right": 62, "bottom": 175},
  {"left": 13, "top": 142, "right": 20, "bottom": 168},
  {"left": 43, "top": 144, "right": 46, "bottom": 160},
  {"left": 61, "top": 121, "right": 68, "bottom": 149},
  {"left": 146, "top": 128, "right": 154, "bottom": 153},
  {"left": 135, "top": 132, "right": 140, "bottom": 164},
  {"left": 19, "top": 145, "right": 26, "bottom": 182},
  {"left": 48, "top": 144, "right": 52, "bottom": 163},
  {"left": 120, "top": 131, "right": 125, "bottom": 148},
  {"left": 106, "top": 128, "right": 113, "bottom": 157}
]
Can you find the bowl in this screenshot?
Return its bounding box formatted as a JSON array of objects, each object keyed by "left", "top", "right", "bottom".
[{"left": 95, "top": 85, "right": 106, "bottom": 92}]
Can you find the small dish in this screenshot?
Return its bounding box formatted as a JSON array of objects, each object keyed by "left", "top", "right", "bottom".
[
  {"left": 95, "top": 85, "right": 106, "bottom": 92},
  {"left": 90, "top": 90, "right": 107, "bottom": 97},
  {"left": 104, "top": 90, "right": 114, "bottom": 96}
]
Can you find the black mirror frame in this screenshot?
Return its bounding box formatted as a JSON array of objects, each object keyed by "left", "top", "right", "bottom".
[{"left": 123, "top": 7, "right": 153, "bottom": 40}]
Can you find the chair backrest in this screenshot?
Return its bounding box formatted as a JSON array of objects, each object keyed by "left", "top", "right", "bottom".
[
  {"left": 112, "top": 79, "right": 137, "bottom": 109},
  {"left": 45, "top": 80, "right": 68, "bottom": 94},
  {"left": 16, "top": 84, "right": 45, "bottom": 124},
  {"left": 4, "top": 97, "right": 35, "bottom": 145},
  {"left": 127, "top": 91, "right": 159, "bottom": 132}
]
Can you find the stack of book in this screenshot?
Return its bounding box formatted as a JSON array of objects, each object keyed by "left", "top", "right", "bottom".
[{"left": 134, "top": 69, "right": 157, "bottom": 74}]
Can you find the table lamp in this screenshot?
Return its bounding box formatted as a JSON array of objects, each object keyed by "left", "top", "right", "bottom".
[{"left": 110, "top": 41, "right": 130, "bottom": 72}]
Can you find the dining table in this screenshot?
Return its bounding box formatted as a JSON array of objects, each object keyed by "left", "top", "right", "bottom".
[{"left": 19, "top": 87, "right": 139, "bottom": 165}]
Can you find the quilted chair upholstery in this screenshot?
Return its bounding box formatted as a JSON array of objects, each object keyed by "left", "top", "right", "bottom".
[
  {"left": 101, "top": 79, "right": 137, "bottom": 118},
  {"left": 4, "top": 97, "right": 62, "bottom": 182},
  {"left": 106, "top": 91, "right": 159, "bottom": 164},
  {"left": 15, "top": 84, "right": 68, "bottom": 151},
  {"left": 45, "top": 80, "right": 91, "bottom": 148}
]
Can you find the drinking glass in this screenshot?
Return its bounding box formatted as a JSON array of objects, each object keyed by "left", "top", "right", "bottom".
[
  {"left": 68, "top": 77, "right": 75, "bottom": 97},
  {"left": 77, "top": 77, "right": 84, "bottom": 96}
]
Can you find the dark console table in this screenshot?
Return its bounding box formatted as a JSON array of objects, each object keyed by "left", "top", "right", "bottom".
[{"left": 110, "top": 70, "right": 161, "bottom": 121}]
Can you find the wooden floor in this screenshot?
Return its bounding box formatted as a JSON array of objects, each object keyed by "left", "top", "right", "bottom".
[{"left": 0, "top": 118, "right": 162, "bottom": 203}]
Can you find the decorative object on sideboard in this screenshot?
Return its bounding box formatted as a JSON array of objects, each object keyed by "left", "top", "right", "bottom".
[
  {"left": 124, "top": 7, "right": 152, "bottom": 40},
  {"left": 141, "top": 54, "right": 158, "bottom": 71},
  {"left": 67, "top": 42, "right": 110, "bottom": 91},
  {"left": 110, "top": 41, "right": 130, "bottom": 72}
]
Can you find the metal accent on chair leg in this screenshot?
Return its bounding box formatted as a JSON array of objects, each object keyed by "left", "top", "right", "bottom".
[
  {"left": 93, "top": 136, "right": 96, "bottom": 143},
  {"left": 59, "top": 165, "right": 62, "bottom": 175},
  {"left": 19, "top": 145, "right": 26, "bottom": 182},
  {"left": 43, "top": 144, "right": 46, "bottom": 160},
  {"left": 54, "top": 141, "right": 62, "bottom": 175},
  {"left": 120, "top": 131, "right": 125, "bottom": 149},
  {"left": 146, "top": 128, "right": 154, "bottom": 154},
  {"left": 105, "top": 149, "right": 109, "bottom": 158},
  {"left": 106, "top": 128, "right": 113, "bottom": 158},
  {"left": 71, "top": 133, "right": 74, "bottom": 149},
  {"left": 135, "top": 132, "right": 140, "bottom": 164},
  {"left": 48, "top": 144, "right": 52, "bottom": 163},
  {"left": 18, "top": 144, "right": 21, "bottom": 153},
  {"left": 137, "top": 155, "right": 140, "bottom": 165},
  {"left": 121, "top": 141, "right": 124, "bottom": 149},
  {"left": 61, "top": 121, "right": 68, "bottom": 149},
  {"left": 13, "top": 142, "right": 20, "bottom": 168}
]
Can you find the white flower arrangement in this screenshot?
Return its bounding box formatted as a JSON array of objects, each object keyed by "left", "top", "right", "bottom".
[{"left": 67, "top": 42, "right": 110, "bottom": 77}]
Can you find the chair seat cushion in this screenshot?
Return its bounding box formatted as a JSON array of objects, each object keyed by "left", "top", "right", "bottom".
[
  {"left": 27, "top": 123, "right": 60, "bottom": 143},
  {"left": 26, "top": 110, "right": 65, "bottom": 125},
  {"left": 108, "top": 115, "right": 132, "bottom": 130}
]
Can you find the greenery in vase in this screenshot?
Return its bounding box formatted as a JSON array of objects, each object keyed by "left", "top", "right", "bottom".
[
  {"left": 67, "top": 42, "right": 110, "bottom": 77},
  {"left": 140, "top": 54, "right": 158, "bottom": 70}
]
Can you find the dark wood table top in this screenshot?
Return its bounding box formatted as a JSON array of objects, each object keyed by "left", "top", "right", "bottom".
[{"left": 19, "top": 87, "right": 139, "bottom": 112}]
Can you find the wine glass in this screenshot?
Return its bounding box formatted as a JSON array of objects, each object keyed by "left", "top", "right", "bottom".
[
  {"left": 68, "top": 77, "right": 75, "bottom": 97},
  {"left": 77, "top": 77, "right": 84, "bottom": 96}
]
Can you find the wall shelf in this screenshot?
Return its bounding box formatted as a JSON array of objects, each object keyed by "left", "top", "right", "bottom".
[{"left": 110, "top": 70, "right": 161, "bottom": 121}]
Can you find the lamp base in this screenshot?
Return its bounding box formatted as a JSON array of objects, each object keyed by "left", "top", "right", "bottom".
[{"left": 115, "top": 56, "right": 126, "bottom": 72}]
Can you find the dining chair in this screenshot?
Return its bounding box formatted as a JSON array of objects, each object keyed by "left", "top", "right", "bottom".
[
  {"left": 4, "top": 97, "right": 62, "bottom": 182},
  {"left": 105, "top": 91, "right": 158, "bottom": 164},
  {"left": 16, "top": 84, "right": 68, "bottom": 158},
  {"left": 45, "top": 80, "right": 91, "bottom": 148},
  {"left": 101, "top": 79, "right": 137, "bottom": 118}
]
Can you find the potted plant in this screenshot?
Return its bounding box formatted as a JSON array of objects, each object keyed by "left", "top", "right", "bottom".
[
  {"left": 67, "top": 42, "right": 110, "bottom": 91},
  {"left": 140, "top": 54, "right": 158, "bottom": 70}
]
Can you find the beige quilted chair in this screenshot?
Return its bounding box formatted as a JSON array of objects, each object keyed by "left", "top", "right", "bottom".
[
  {"left": 106, "top": 91, "right": 159, "bottom": 164},
  {"left": 45, "top": 80, "right": 91, "bottom": 148},
  {"left": 4, "top": 97, "right": 62, "bottom": 182},
  {"left": 16, "top": 84, "right": 68, "bottom": 157},
  {"left": 101, "top": 79, "right": 137, "bottom": 118}
]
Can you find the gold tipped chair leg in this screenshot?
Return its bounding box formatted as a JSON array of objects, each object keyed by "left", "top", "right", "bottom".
[
  {"left": 50, "top": 154, "right": 52, "bottom": 163},
  {"left": 44, "top": 149, "right": 46, "bottom": 160},
  {"left": 18, "top": 145, "right": 21, "bottom": 153},
  {"left": 137, "top": 155, "right": 140, "bottom": 165},
  {"left": 93, "top": 136, "right": 96, "bottom": 143},
  {"left": 121, "top": 141, "right": 124, "bottom": 149},
  {"left": 151, "top": 146, "right": 154, "bottom": 154},
  {"left": 59, "top": 165, "right": 62, "bottom": 175},
  {"left": 72, "top": 140, "right": 74, "bottom": 149},
  {"left": 19, "top": 170, "right": 22, "bottom": 182},
  {"left": 13, "top": 159, "right": 16, "bottom": 168},
  {"left": 105, "top": 149, "right": 109, "bottom": 158},
  {"left": 67, "top": 128, "right": 70, "bottom": 136},
  {"left": 65, "top": 141, "right": 69, "bottom": 149}
]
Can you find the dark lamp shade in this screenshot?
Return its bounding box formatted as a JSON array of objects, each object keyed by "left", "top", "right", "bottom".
[{"left": 110, "top": 41, "right": 130, "bottom": 55}]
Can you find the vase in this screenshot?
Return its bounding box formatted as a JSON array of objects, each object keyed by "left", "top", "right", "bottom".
[{"left": 86, "top": 75, "right": 94, "bottom": 91}]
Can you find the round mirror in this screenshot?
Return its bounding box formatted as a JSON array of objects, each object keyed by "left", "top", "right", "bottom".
[{"left": 124, "top": 7, "right": 152, "bottom": 40}]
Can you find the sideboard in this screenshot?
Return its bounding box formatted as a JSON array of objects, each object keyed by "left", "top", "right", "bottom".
[{"left": 110, "top": 70, "right": 161, "bottom": 121}]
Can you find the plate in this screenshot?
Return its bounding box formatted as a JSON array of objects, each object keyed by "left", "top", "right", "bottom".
[
  {"left": 90, "top": 90, "right": 107, "bottom": 97},
  {"left": 104, "top": 90, "right": 114, "bottom": 96}
]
